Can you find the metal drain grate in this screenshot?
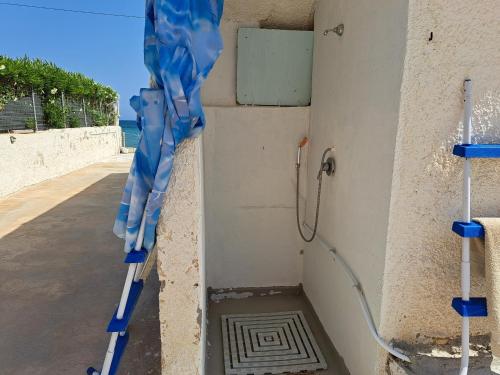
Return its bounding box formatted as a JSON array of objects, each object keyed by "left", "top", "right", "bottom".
[{"left": 221, "top": 311, "right": 327, "bottom": 375}]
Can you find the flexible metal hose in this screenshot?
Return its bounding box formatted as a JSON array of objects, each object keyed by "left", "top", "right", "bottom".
[{"left": 296, "top": 148, "right": 332, "bottom": 242}]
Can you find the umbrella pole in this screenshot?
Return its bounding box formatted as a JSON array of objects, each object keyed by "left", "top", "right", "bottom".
[{"left": 99, "top": 213, "right": 147, "bottom": 375}]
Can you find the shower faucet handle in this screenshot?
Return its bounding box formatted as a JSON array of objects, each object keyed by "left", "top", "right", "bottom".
[{"left": 318, "top": 157, "right": 335, "bottom": 179}]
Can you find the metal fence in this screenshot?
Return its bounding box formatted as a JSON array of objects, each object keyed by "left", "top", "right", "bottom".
[{"left": 0, "top": 91, "right": 117, "bottom": 132}]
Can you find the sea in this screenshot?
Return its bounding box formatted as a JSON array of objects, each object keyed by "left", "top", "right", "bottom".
[{"left": 119, "top": 120, "right": 140, "bottom": 148}]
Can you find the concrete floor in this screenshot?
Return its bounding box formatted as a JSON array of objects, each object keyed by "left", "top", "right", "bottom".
[
  {"left": 207, "top": 287, "right": 350, "bottom": 375},
  {"left": 0, "top": 158, "right": 161, "bottom": 375}
]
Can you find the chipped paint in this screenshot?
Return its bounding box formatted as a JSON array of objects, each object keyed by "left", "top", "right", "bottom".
[{"left": 210, "top": 291, "right": 254, "bottom": 303}]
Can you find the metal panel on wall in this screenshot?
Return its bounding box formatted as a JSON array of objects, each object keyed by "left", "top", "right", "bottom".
[{"left": 237, "top": 28, "right": 313, "bottom": 106}]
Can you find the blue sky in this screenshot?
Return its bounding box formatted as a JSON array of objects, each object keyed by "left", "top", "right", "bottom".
[{"left": 0, "top": 1, "right": 149, "bottom": 119}]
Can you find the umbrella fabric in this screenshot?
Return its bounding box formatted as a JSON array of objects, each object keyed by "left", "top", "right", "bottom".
[{"left": 114, "top": 0, "right": 223, "bottom": 252}]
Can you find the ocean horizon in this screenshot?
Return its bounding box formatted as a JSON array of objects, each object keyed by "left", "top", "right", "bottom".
[{"left": 119, "top": 119, "right": 140, "bottom": 148}]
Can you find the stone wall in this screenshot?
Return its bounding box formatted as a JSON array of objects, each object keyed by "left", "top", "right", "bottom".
[{"left": 0, "top": 126, "right": 122, "bottom": 197}]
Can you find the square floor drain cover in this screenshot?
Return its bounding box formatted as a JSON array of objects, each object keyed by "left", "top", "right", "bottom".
[{"left": 221, "top": 311, "right": 327, "bottom": 375}]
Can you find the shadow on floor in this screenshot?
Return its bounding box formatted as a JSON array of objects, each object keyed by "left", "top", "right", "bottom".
[{"left": 0, "top": 173, "right": 161, "bottom": 375}]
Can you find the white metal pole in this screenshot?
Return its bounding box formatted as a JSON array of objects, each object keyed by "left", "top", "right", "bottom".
[
  {"left": 133, "top": 204, "right": 148, "bottom": 282},
  {"left": 31, "top": 90, "right": 38, "bottom": 132},
  {"left": 100, "top": 211, "right": 147, "bottom": 375},
  {"left": 460, "top": 79, "right": 473, "bottom": 375},
  {"left": 61, "top": 91, "right": 66, "bottom": 128},
  {"left": 463, "top": 80, "right": 472, "bottom": 145},
  {"left": 83, "top": 98, "right": 88, "bottom": 127},
  {"left": 120, "top": 211, "right": 147, "bottom": 315},
  {"left": 100, "top": 332, "right": 119, "bottom": 375}
]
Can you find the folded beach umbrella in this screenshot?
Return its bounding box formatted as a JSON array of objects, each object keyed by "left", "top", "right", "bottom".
[
  {"left": 89, "top": 1, "right": 223, "bottom": 374},
  {"left": 113, "top": 0, "right": 224, "bottom": 254}
]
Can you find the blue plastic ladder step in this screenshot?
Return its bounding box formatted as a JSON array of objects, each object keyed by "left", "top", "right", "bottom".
[
  {"left": 87, "top": 331, "right": 130, "bottom": 375},
  {"left": 453, "top": 144, "right": 500, "bottom": 158},
  {"left": 107, "top": 280, "right": 144, "bottom": 332},
  {"left": 452, "top": 221, "right": 484, "bottom": 238},
  {"left": 452, "top": 297, "right": 487, "bottom": 317},
  {"left": 124, "top": 248, "right": 149, "bottom": 264}
]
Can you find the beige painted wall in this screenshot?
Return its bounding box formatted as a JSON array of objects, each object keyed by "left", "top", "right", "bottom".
[
  {"left": 302, "top": 1, "right": 408, "bottom": 374},
  {"left": 202, "top": 4, "right": 314, "bottom": 289},
  {"left": 204, "top": 106, "right": 309, "bottom": 288},
  {"left": 0, "top": 126, "right": 122, "bottom": 197},
  {"left": 380, "top": 0, "right": 500, "bottom": 349}
]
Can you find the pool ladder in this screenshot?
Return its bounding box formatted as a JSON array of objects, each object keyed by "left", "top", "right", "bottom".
[
  {"left": 88, "top": 215, "right": 149, "bottom": 375},
  {"left": 451, "top": 79, "right": 500, "bottom": 374}
]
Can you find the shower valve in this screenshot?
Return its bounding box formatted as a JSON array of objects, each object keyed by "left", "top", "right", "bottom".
[{"left": 318, "top": 157, "right": 335, "bottom": 179}]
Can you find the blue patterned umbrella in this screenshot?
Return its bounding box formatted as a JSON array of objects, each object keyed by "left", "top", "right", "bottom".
[
  {"left": 113, "top": 0, "right": 224, "bottom": 253},
  {"left": 88, "top": 4, "right": 223, "bottom": 374}
]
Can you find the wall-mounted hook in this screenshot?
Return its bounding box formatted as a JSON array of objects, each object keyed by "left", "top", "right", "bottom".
[{"left": 324, "top": 24, "right": 344, "bottom": 37}]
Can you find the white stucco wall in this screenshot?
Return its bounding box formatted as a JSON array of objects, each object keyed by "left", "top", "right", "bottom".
[
  {"left": 223, "top": 0, "right": 314, "bottom": 30},
  {"left": 380, "top": 0, "right": 500, "bottom": 351},
  {"left": 0, "top": 126, "right": 122, "bottom": 197},
  {"left": 302, "top": 1, "right": 408, "bottom": 374},
  {"left": 156, "top": 138, "right": 205, "bottom": 375},
  {"left": 156, "top": 1, "right": 499, "bottom": 373},
  {"left": 204, "top": 106, "right": 309, "bottom": 288}
]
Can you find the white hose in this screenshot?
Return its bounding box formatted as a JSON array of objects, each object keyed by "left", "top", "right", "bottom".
[{"left": 303, "top": 223, "right": 411, "bottom": 362}]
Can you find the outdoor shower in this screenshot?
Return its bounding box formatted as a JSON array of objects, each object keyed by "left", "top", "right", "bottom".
[{"left": 296, "top": 137, "right": 335, "bottom": 242}]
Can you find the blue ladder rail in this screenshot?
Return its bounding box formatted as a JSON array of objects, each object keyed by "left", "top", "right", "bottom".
[
  {"left": 88, "top": 246, "right": 149, "bottom": 374},
  {"left": 451, "top": 141, "right": 494, "bottom": 320},
  {"left": 108, "top": 280, "right": 144, "bottom": 332},
  {"left": 452, "top": 298, "right": 488, "bottom": 317},
  {"left": 452, "top": 221, "right": 484, "bottom": 238},
  {"left": 453, "top": 144, "right": 500, "bottom": 158},
  {"left": 451, "top": 219, "right": 488, "bottom": 318},
  {"left": 124, "top": 248, "right": 149, "bottom": 264}
]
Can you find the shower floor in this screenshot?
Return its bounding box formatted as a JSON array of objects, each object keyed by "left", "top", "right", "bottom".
[{"left": 207, "top": 287, "right": 350, "bottom": 375}]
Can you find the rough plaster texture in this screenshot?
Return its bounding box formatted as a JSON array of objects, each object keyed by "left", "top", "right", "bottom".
[
  {"left": 386, "top": 336, "right": 493, "bottom": 374},
  {"left": 380, "top": 0, "right": 500, "bottom": 359},
  {"left": 202, "top": 20, "right": 242, "bottom": 106},
  {"left": 302, "top": 1, "right": 408, "bottom": 375},
  {"left": 204, "top": 106, "right": 310, "bottom": 288},
  {"left": 202, "top": 1, "right": 315, "bottom": 106},
  {"left": 223, "top": 0, "right": 315, "bottom": 30},
  {"left": 156, "top": 138, "right": 204, "bottom": 375},
  {"left": 0, "top": 126, "right": 122, "bottom": 197}
]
